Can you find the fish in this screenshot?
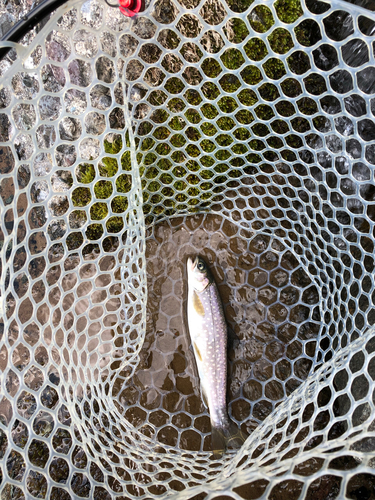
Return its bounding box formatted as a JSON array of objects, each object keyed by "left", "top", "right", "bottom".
[{"left": 187, "top": 255, "right": 245, "bottom": 458}]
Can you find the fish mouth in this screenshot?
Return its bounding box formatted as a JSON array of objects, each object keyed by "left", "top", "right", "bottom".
[{"left": 187, "top": 256, "right": 198, "bottom": 272}]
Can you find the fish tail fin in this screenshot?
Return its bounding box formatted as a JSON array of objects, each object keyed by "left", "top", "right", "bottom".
[
  {"left": 211, "top": 419, "right": 246, "bottom": 459},
  {"left": 227, "top": 419, "right": 247, "bottom": 449},
  {"left": 211, "top": 423, "right": 227, "bottom": 459}
]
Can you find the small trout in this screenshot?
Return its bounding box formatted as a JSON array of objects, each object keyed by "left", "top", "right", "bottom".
[{"left": 187, "top": 256, "right": 245, "bottom": 458}]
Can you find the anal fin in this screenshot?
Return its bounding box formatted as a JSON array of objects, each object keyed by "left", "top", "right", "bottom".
[
  {"left": 193, "top": 341, "right": 202, "bottom": 362},
  {"left": 200, "top": 385, "right": 209, "bottom": 409},
  {"left": 191, "top": 340, "right": 209, "bottom": 409}
]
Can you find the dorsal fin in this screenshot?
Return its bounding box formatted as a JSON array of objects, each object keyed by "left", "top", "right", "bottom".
[{"left": 192, "top": 290, "right": 205, "bottom": 316}]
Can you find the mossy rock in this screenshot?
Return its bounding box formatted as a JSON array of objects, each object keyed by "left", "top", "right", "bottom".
[
  {"left": 94, "top": 180, "right": 113, "bottom": 199},
  {"left": 90, "top": 202, "right": 108, "bottom": 220},
  {"left": 201, "top": 103, "right": 219, "bottom": 120},
  {"left": 248, "top": 5, "right": 275, "bottom": 33},
  {"left": 76, "top": 163, "right": 95, "bottom": 184},
  {"left": 184, "top": 89, "right": 203, "bottom": 106},
  {"left": 275, "top": 0, "right": 303, "bottom": 23},
  {"left": 244, "top": 38, "right": 268, "bottom": 61},
  {"left": 201, "top": 82, "right": 220, "bottom": 100},
  {"left": 106, "top": 216, "right": 124, "bottom": 233},
  {"left": 240, "top": 65, "right": 263, "bottom": 85},
  {"left": 112, "top": 196, "right": 128, "bottom": 213},
  {"left": 66, "top": 232, "right": 84, "bottom": 251},
  {"left": 224, "top": 18, "right": 249, "bottom": 43},
  {"left": 268, "top": 28, "right": 294, "bottom": 55},
  {"left": 263, "top": 58, "right": 287, "bottom": 80},
  {"left": 104, "top": 135, "right": 123, "bottom": 154},
  {"left": 201, "top": 58, "right": 222, "bottom": 78},
  {"left": 200, "top": 123, "right": 217, "bottom": 136},
  {"left": 99, "top": 157, "right": 118, "bottom": 177},
  {"left": 86, "top": 223, "right": 104, "bottom": 240},
  {"left": 72, "top": 187, "right": 91, "bottom": 207},
  {"left": 238, "top": 89, "right": 258, "bottom": 106},
  {"left": 220, "top": 48, "right": 245, "bottom": 69},
  {"left": 169, "top": 116, "right": 186, "bottom": 131}
]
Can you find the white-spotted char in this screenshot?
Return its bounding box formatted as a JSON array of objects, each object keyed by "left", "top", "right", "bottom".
[{"left": 187, "top": 256, "right": 245, "bottom": 458}]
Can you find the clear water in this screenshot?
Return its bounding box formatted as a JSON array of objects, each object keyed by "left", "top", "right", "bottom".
[{"left": 114, "top": 213, "right": 321, "bottom": 453}]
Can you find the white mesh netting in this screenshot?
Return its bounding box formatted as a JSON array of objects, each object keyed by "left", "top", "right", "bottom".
[{"left": 1, "top": 0, "right": 375, "bottom": 497}]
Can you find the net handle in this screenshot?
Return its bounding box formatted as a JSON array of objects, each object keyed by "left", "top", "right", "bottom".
[{"left": 0, "top": 0, "right": 69, "bottom": 60}]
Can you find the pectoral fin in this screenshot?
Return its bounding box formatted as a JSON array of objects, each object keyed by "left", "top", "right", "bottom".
[{"left": 192, "top": 290, "right": 205, "bottom": 316}]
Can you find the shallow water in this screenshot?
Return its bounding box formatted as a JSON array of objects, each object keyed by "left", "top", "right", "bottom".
[{"left": 117, "top": 213, "right": 321, "bottom": 452}]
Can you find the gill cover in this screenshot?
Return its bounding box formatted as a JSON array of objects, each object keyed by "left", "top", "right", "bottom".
[{"left": 187, "top": 256, "right": 213, "bottom": 292}]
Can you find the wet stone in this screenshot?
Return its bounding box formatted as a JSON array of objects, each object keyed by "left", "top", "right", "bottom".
[
  {"left": 73, "top": 29, "right": 98, "bottom": 58},
  {"left": 11, "top": 420, "right": 29, "bottom": 448},
  {"left": 49, "top": 457, "right": 70, "bottom": 484},
  {"left": 100, "top": 31, "right": 117, "bottom": 57},
  {"left": 248, "top": 269, "right": 268, "bottom": 287},
  {"left": 258, "top": 286, "right": 278, "bottom": 305},
  {"left": 64, "top": 89, "right": 87, "bottom": 115},
  {"left": 12, "top": 72, "right": 39, "bottom": 99},
  {"left": 7, "top": 450, "right": 26, "bottom": 480},
  {"left": 52, "top": 429, "right": 72, "bottom": 454},
  {"left": 28, "top": 439, "right": 49, "bottom": 468},
  {"left": 41, "top": 64, "right": 66, "bottom": 92},
  {"left": 68, "top": 59, "right": 92, "bottom": 87},
  {"left": 27, "top": 470, "right": 47, "bottom": 498},
  {"left": 71, "top": 472, "right": 91, "bottom": 498},
  {"left": 45, "top": 30, "right": 71, "bottom": 62},
  {"left": 33, "top": 411, "right": 54, "bottom": 437}
]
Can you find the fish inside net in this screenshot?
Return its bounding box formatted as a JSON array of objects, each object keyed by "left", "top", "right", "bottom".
[{"left": 1, "top": 0, "right": 375, "bottom": 498}]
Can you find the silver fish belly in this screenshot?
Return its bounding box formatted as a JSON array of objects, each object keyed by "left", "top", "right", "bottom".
[{"left": 187, "top": 256, "right": 244, "bottom": 458}]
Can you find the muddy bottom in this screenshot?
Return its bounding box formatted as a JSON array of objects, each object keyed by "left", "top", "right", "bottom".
[{"left": 116, "top": 213, "right": 321, "bottom": 453}]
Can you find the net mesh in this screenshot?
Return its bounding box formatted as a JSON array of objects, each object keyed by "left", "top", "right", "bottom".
[{"left": 1, "top": 0, "right": 375, "bottom": 497}]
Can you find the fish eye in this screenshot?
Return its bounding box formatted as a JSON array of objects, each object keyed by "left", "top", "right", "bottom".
[{"left": 197, "top": 261, "right": 205, "bottom": 271}]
